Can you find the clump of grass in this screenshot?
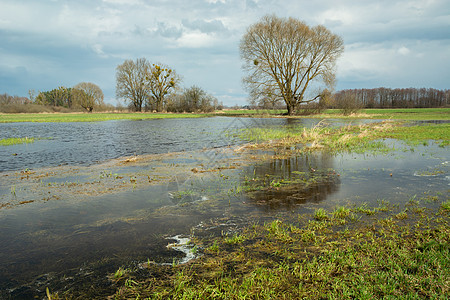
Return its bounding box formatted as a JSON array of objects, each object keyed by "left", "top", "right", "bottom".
[
  {"left": 313, "top": 208, "right": 328, "bottom": 221},
  {"left": 441, "top": 200, "right": 450, "bottom": 211},
  {"left": 332, "top": 206, "right": 351, "bottom": 219},
  {"left": 207, "top": 240, "right": 219, "bottom": 252},
  {"left": 395, "top": 209, "right": 408, "bottom": 220},
  {"left": 0, "top": 137, "right": 35, "bottom": 146},
  {"left": 224, "top": 233, "right": 247, "bottom": 245}
]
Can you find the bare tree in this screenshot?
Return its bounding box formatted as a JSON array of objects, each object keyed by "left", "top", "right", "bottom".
[
  {"left": 240, "top": 15, "right": 344, "bottom": 115},
  {"left": 147, "top": 63, "right": 181, "bottom": 112},
  {"left": 73, "top": 82, "right": 104, "bottom": 112},
  {"left": 116, "top": 58, "right": 151, "bottom": 112}
]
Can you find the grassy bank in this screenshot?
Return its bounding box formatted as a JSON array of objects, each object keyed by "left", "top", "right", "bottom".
[{"left": 104, "top": 200, "right": 449, "bottom": 299}]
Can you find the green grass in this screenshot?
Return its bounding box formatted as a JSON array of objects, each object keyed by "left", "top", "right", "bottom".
[
  {"left": 219, "top": 109, "right": 287, "bottom": 116},
  {"left": 1, "top": 108, "right": 448, "bottom": 123},
  {"left": 238, "top": 122, "right": 450, "bottom": 151},
  {"left": 321, "top": 108, "right": 450, "bottom": 120},
  {"left": 104, "top": 203, "right": 449, "bottom": 299},
  {"left": 0, "top": 112, "right": 212, "bottom": 123},
  {"left": 0, "top": 137, "right": 35, "bottom": 146},
  {"left": 374, "top": 123, "right": 450, "bottom": 146},
  {"left": 220, "top": 108, "right": 450, "bottom": 120}
]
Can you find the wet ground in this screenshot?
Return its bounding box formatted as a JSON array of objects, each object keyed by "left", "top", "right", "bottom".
[{"left": 0, "top": 118, "right": 448, "bottom": 299}]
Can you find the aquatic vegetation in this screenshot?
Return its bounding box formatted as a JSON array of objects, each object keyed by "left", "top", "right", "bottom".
[
  {"left": 10, "top": 185, "right": 16, "bottom": 197},
  {"left": 441, "top": 200, "right": 450, "bottom": 211},
  {"left": 0, "top": 137, "right": 35, "bottom": 146},
  {"left": 224, "top": 233, "right": 247, "bottom": 245},
  {"left": 332, "top": 206, "right": 351, "bottom": 219},
  {"left": 113, "top": 267, "right": 128, "bottom": 281},
  {"left": 237, "top": 121, "right": 449, "bottom": 153},
  {"left": 313, "top": 208, "right": 328, "bottom": 221}
]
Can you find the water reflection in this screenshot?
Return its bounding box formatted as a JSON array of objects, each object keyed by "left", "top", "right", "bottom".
[{"left": 243, "top": 153, "right": 340, "bottom": 210}]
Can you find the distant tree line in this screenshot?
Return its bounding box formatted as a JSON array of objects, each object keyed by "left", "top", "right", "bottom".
[
  {"left": 0, "top": 82, "right": 112, "bottom": 113},
  {"left": 333, "top": 88, "right": 449, "bottom": 109},
  {"left": 34, "top": 83, "right": 105, "bottom": 112},
  {"left": 0, "top": 93, "right": 31, "bottom": 106},
  {"left": 115, "top": 57, "right": 221, "bottom": 113}
]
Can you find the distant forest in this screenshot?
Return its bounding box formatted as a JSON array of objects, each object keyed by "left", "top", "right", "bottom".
[{"left": 334, "top": 88, "right": 449, "bottom": 109}]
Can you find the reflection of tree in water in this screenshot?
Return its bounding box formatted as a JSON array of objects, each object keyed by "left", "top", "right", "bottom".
[{"left": 243, "top": 152, "right": 340, "bottom": 211}]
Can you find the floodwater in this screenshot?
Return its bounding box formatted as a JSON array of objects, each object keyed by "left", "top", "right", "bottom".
[
  {"left": 0, "top": 117, "right": 448, "bottom": 299},
  {"left": 0, "top": 117, "right": 384, "bottom": 172}
]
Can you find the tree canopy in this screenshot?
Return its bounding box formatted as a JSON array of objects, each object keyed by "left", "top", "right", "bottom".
[
  {"left": 73, "top": 82, "right": 104, "bottom": 112},
  {"left": 240, "top": 15, "right": 344, "bottom": 115}
]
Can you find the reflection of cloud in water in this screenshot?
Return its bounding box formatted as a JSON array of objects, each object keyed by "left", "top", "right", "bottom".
[{"left": 243, "top": 153, "right": 341, "bottom": 210}]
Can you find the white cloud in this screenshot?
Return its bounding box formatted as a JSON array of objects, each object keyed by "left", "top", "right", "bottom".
[
  {"left": 176, "top": 32, "right": 217, "bottom": 48},
  {"left": 398, "top": 46, "right": 411, "bottom": 56}
]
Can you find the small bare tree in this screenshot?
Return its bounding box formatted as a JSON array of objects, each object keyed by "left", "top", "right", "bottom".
[
  {"left": 240, "top": 15, "right": 344, "bottom": 115},
  {"left": 116, "top": 58, "right": 151, "bottom": 112},
  {"left": 73, "top": 82, "right": 104, "bottom": 112}
]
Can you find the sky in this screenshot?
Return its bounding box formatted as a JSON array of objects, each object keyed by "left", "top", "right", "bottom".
[{"left": 0, "top": 0, "right": 449, "bottom": 106}]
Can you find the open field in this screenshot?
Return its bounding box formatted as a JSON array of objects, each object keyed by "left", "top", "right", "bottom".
[
  {"left": 0, "top": 108, "right": 449, "bottom": 123},
  {"left": 221, "top": 108, "right": 450, "bottom": 120}
]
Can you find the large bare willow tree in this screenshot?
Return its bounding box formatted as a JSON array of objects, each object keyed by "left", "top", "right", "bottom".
[{"left": 240, "top": 15, "right": 344, "bottom": 115}]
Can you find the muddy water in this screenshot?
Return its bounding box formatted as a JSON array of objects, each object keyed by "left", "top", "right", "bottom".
[{"left": 0, "top": 118, "right": 448, "bottom": 299}]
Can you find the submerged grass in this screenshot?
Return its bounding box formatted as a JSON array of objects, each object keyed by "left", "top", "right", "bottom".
[
  {"left": 238, "top": 121, "right": 450, "bottom": 151},
  {"left": 103, "top": 201, "right": 449, "bottom": 299}
]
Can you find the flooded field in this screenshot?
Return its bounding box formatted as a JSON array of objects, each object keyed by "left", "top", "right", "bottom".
[{"left": 0, "top": 117, "right": 448, "bottom": 299}]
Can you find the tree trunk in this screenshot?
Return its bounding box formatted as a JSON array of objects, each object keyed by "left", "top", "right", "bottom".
[{"left": 286, "top": 103, "right": 296, "bottom": 115}]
